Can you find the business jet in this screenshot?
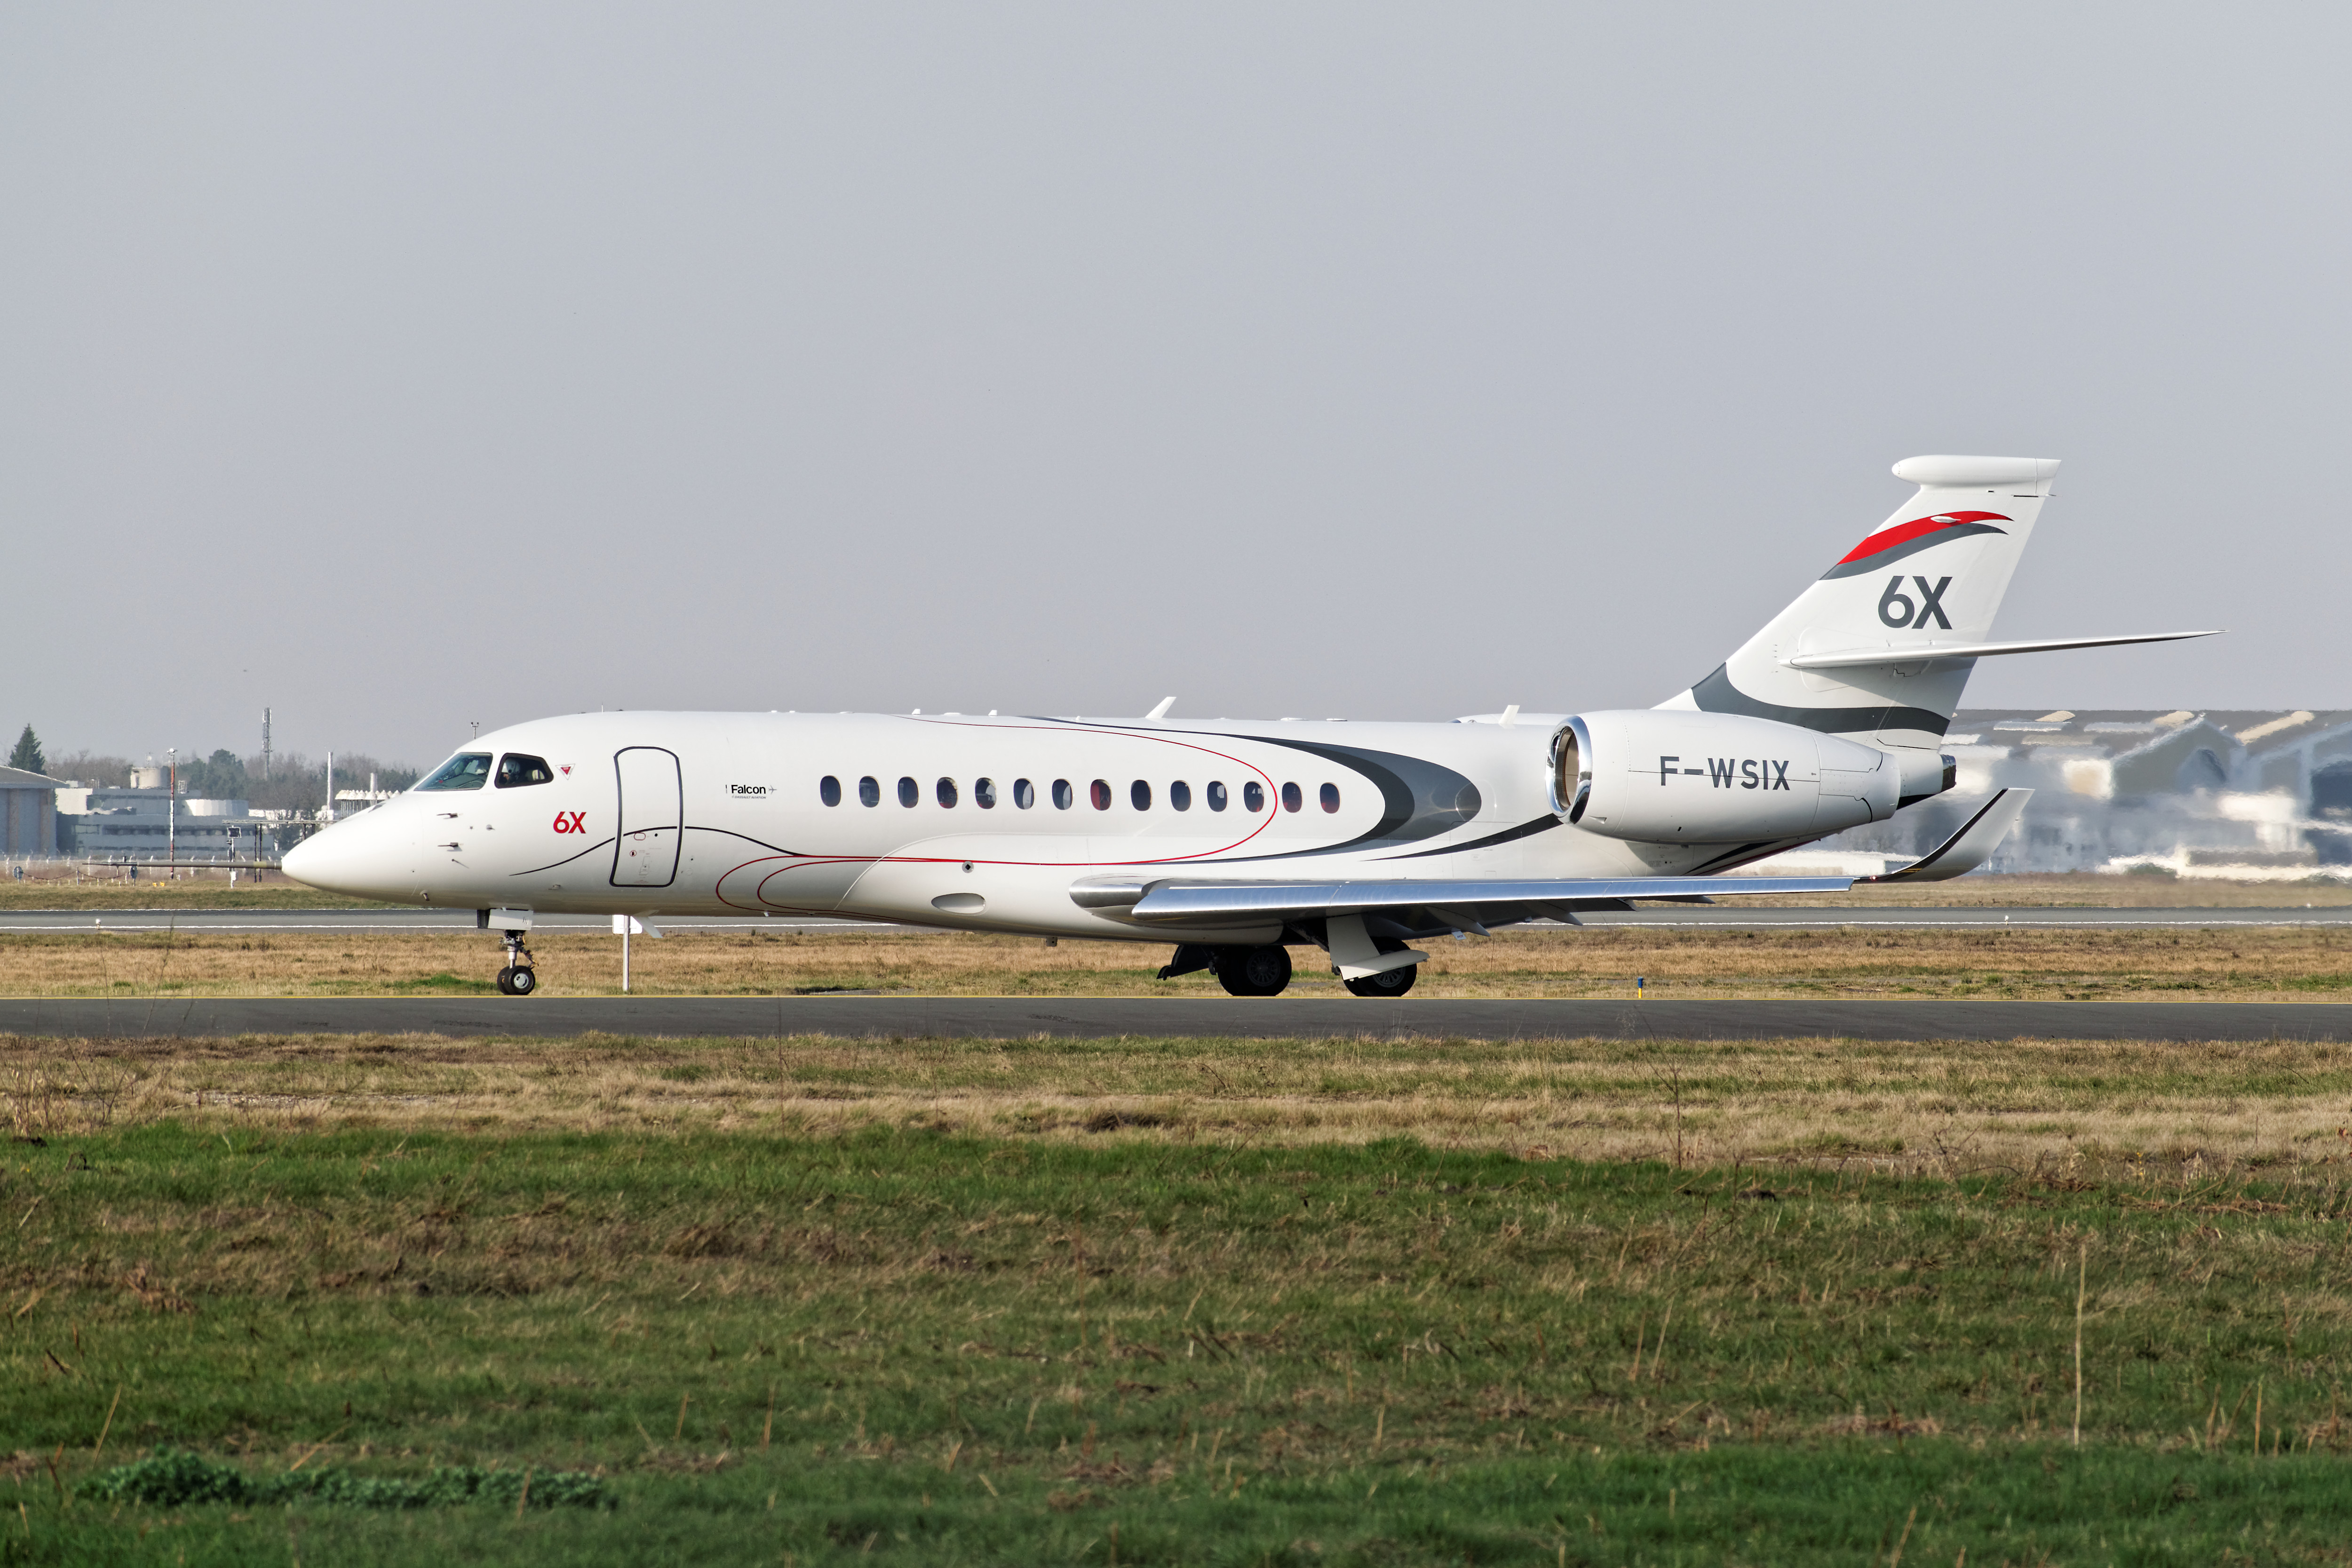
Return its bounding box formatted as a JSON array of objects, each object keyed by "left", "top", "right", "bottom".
[{"left": 285, "top": 454, "right": 2211, "bottom": 996}]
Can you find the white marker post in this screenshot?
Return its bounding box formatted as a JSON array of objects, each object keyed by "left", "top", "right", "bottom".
[{"left": 612, "top": 915, "right": 659, "bottom": 991}]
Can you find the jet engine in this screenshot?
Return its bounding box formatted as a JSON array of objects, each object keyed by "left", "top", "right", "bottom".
[{"left": 1550, "top": 710, "right": 1903, "bottom": 844}]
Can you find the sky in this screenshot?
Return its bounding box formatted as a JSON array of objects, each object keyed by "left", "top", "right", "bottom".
[{"left": 5, "top": 4, "right": 2346, "bottom": 767}]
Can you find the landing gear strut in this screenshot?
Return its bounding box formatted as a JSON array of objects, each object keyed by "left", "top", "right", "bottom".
[
  {"left": 1213, "top": 944, "right": 1291, "bottom": 997},
  {"left": 496, "top": 930, "right": 538, "bottom": 996}
]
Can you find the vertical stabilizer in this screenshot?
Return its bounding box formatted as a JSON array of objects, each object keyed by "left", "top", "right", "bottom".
[{"left": 1658, "top": 454, "right": 2060, "bottom": 749}]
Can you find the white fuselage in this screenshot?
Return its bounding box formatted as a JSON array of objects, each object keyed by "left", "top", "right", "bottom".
[{"left": 283, "top": 709, "right": 1846, "bottom": 943}]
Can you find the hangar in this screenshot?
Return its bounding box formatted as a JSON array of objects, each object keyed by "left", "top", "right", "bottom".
[{"left": 0, "top": 765, "right": 59, "bottom": 855}]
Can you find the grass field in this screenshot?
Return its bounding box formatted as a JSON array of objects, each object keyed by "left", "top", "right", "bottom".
[
  {"left": 1, "top": 870, "right": 2350, "bottom": 911},
  {"left": 6, "top": 1029, "right": 2352, "bottom": 1562},
  {"left": 8, "top": 1026, "right": 2352, "bottom": 1167},
  {"left": 0, "top": 879, "right": 394, "bottom": 911},
  {"left": 9, "top": 921, "right": 2352, "bottom": 1002}
]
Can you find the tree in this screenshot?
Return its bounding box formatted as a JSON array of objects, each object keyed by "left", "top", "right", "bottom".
[
  {"left": 8, "top": 724, "right": 44, "bottom": 776},
  {"left": 182, "top": 749, "right": 250, "bottom": 801}
]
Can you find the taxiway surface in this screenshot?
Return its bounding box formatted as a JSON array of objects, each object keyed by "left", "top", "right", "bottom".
[{"left": 4, "top": 995, "right": 2348, "bottom": 1041}]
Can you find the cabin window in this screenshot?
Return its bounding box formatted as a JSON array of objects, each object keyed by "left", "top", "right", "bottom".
[
  {"left": 1014, "top": 778, "right": 1035, "bottom": 809},
  {"left": 1281, "top": 782, "right": 1303, "bottom": 812},
  {"left": 936, "top": 777, "right": 959, "bottom": 808},
  {"left": 1090, "top": 779, "right": 1112, "bottom": 811},
  {"left": 1052, "top": 779, "right": 1073, "bottom": 810},
  {"left": 858, "top": 775, "right": 880, "bottom": 807},
  {"left": 1170, "top": 781, "right": 1192, "bottom": 812},
  {"left": 417, "top": 753, "right": 492, "bottom": 791},
  {"left": 1319, "top": 782, "right": 1340, "bottom": 813},
  {"left": 1206, "top": 781, "right": 1228, "bottom": 812},
  {"left": 495, "top": 754, "right": 555, "bottom": 788},
  {"left": 819, "top": 775, "right": 842, "bottom": 807},
  {"left": 898, "top": 776, "right": 919, "bottom": 808},
  {"left": 1130, "top": 780, "right": 1152, "bottom": 811},
  {"left": 975, "top": 777, "right": 997, "bottom": 809},
  {"left": 1242, "top": 781, "right": 1264, "bottom": 812}
]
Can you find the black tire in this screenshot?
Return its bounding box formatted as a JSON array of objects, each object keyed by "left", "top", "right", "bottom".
[
  {"left": 1343, "top": 963, "right": 1418, "bottom": 998},
  {"left": 495, "top": 966, "right": 517, "bottom": 995},
  {"left": 508, "top": 965, "right": 537, "bottom": 996},
  {"left": 1214, "top": 944, "right": 1292, "bottom": 997}
]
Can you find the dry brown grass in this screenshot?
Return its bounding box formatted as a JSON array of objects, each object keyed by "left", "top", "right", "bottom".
[
  {"left": 9, "top": 1027, "right": 2352, "bottom": 1174},
  {"left": 4, "top": 923, "right": 2351, "bottom": 1000},
  {"left": 0, "top": 874, "right": 391, "bottom": 909}
]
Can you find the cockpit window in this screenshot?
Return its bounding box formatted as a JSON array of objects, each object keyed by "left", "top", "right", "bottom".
[
  {"left": 417, "top": 753, "right": 493, "bottom": 791},
  {"left": 495, "top": 753, "right": 555, "bottom": 788}
]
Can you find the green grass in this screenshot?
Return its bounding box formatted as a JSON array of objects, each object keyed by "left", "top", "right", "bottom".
[
  {"left": 381, "top": 971, "right": 499, "bottom": 995},
  {"left": 7, "top": 1123, "right": 2352, "bottom": 1563},
  {"left": 18, "top": 1449, "right": 2352, "bottom": 1564}
]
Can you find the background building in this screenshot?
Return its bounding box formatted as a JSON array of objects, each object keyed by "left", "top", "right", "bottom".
[
  {"left": 0, "top": 766, "right": 61, "bottom": 854},
  {"left": 55, "top": 784, "right": 282, "bottom": 860},
  {"left": 1796, "top": 709, "right": 2352, "bottom": 879}
]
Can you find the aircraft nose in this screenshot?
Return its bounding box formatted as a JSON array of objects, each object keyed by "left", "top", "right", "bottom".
[
  {"left": 281, "top": 817, "right": 395, "bottom": 897},
  {"left": 278, "top": 829, "right": 338, "bottom": 892}
]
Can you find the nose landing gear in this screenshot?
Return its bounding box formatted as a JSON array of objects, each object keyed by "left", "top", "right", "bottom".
[
  {"left": 495, "top": 930, "right": 538, "bottom": 996},
  {"left": 478, "top": 907, "right": 539, "bottom": 996}
]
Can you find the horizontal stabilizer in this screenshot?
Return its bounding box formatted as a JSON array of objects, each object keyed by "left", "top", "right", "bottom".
[
  {"left": 1783, "top": 630, "right": 2217, "bottom": 670},
  {"left": 1859, "top": 788, "right": 2033, "bottom": 883},
  {"left": 1094, "top": 875, "right": 1852, "bottom": 924}
]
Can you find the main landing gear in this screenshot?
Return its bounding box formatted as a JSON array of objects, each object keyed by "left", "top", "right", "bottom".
[
  {"left": 1212, "top": 945, "right": 1291, "bottom": 998},
  {"left": 1160, "top": 940, "right": 1417, "bottom": 998},
  {"left": 1157, "top": 942, "right": 1294, "bottom": 997},
  {"left": 496, "top": 929, "right": 538, "bottom": 996},
  {"left": 1343, "top": 964, "right": 1416, "bottom": 998}
]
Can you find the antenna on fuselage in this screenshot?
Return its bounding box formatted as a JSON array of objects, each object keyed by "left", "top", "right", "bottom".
[{"left": 1145, "top": 696, "right": 1176, "bottom": 720}]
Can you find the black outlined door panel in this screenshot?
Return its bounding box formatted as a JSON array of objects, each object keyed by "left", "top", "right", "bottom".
[{"left": 612, "top": 747, "right": 682, "bottom": 888}]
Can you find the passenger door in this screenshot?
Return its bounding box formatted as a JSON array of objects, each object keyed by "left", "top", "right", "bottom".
[{"left": 612, "top": 747, "right": 682, "bottom": 887}]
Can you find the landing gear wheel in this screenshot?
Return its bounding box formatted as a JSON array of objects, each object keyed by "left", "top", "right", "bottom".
[
  {"left": 495, "top": 931, "right": 540, "bottom": 996},
  {"left": 1214, "top": 944, "right": 1292, "bottom": 997},
  {"left": 1343, "top": 963, "right": 1418, "bottom": 998}
]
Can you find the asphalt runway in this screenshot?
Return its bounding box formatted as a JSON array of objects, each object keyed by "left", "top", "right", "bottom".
[
  {"left": 4, "top": 995, "right": 2350, "bottom": 1042},
  {"left": 4, "top": 906, "right": 2350, "bottom": 933}
]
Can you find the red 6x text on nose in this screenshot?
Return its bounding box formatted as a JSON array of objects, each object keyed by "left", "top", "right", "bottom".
[{"left": 552, "top": 812, "right": 587, "bottom": 834}]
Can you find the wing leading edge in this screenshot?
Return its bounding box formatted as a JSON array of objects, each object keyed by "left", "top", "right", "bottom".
[{"left": 1077, "top": 875, "right": 1852, "bottom": 925}]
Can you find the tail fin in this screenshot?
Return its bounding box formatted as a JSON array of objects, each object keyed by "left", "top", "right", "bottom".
[{"left": 1658, "top": 454, "right": 2061, "bottom": 749}]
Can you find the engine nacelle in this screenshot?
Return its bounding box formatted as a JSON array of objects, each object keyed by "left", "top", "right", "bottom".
[{"left": 1550, "top": 710, "right": 1900, "bottom": 844}]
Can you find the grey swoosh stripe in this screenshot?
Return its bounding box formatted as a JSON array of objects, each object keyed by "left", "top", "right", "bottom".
[
  {"left": 1380, "top": 814, "right": 1562, "bottom": 860},
  {"left": 1689, "top": 665, "right": 1952, "bottom": 738},
  {"left": 1818, "top": 522, "right": 2005, "bottom": 580}
]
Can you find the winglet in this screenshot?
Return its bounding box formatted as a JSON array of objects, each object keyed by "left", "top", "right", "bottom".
[
  {"left": 1859, "top": 788, "right": 2033, "bottom": 883},
  {"left": 1145, "top": 696, "right": 1176, "bottom": 720}
]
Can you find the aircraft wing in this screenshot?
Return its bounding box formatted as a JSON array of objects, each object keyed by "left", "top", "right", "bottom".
[{"left": 1074, "top": 874, "right": 1852, "bottom": 926}]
